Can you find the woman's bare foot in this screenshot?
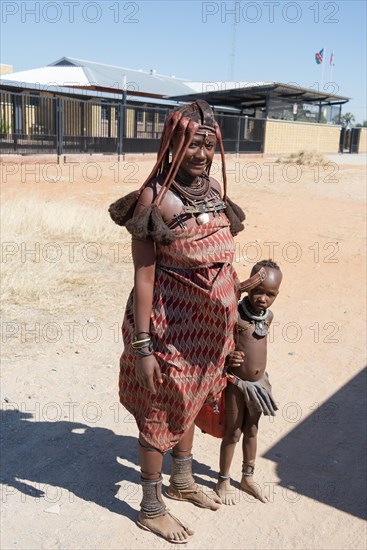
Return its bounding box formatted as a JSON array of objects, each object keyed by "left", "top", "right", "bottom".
[
  {"left": 215, "top": 477, "right": 238, "bottom": 505},
  {"left": 166, "top": 482, "right": 222, "bottom": 510},
  {"left": 240, "top": 475, "right": 267, "bottom": 503},
  {"left": 137, "top": 511, "right": 194, "bottom": 544}
]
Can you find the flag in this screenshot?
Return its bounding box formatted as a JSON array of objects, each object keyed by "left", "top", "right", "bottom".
[
  {"left": 315, "top": 48, "right": 324, "bottom": 64},
  {"left": 330, "top": 51, "right": 335, "bottom": 66}
]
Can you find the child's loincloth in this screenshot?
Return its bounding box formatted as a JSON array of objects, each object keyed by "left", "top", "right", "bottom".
[{"left": 227, "top": 370, "right": 278, "bottom": 416}]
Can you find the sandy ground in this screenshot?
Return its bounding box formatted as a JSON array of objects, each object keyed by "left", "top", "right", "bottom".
[{"left": 0, "top": 153, "right": 366, "bottom": 550}]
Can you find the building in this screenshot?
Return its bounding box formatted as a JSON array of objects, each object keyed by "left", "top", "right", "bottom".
[
  {"left": 1, "top": 57, "right": 364, "bottom": 155},
  {"left": 0, "top": 64, "right": 13, "bottom": 76}
]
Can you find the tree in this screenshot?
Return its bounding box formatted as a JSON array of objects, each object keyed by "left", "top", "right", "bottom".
[{"left": 340, "top": 112, "right": 356, "bottom": 128}]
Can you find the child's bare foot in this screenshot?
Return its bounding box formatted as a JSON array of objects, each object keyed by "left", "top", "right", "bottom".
[
  {"left": 137, "top": 511, "right": 194, "bottom": 544},
  {"left": 215, "top": 477, "right": 238, "bottom": 505},
  {"left": 240, "top": 475, "right": 267, "bottom": 503}
]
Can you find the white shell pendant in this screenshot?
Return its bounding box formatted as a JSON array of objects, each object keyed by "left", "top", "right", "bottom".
[{"left": 196, "top": 212, "right": 210, "bottom": 225}]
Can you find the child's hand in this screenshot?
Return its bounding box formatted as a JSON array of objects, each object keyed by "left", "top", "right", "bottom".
[{"left": 227, "top": 351, "right": 245, "bottom": 368}]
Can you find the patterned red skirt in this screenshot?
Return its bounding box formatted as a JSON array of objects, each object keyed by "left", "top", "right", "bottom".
[{"left": 119, "top": 217, "right": 239, "bottom": 451}]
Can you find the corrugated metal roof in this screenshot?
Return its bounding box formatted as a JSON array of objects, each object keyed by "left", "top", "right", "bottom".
[
  {"left": 0, "top": 79, "right": 241, "bottom": 114},
  {"left": 184, "top": 81, "right": 274, "bottom": 93},
  {"left": 2, "top": 57, "right": 348, "bottom": 109},
  {"left": 48, "top": 57, "right": 195, "bottom": 96},
  {"left": 2, "top": 66, "right": 90, "bottom": 86},
  {"left": 172, "top": 81, "right": 350, "bottom": 105},
  {"left": 0, "top": 78, "right": 181, "bottom": 106}
]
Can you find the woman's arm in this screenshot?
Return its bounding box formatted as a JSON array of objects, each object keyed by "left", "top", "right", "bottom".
[{"left": 131, "top": 187, "right": 162, "bottom": 394}]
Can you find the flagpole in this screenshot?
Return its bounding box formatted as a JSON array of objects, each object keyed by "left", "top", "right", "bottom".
[
  {"left": 321, "top": 47, "right": 325, "bottom": 91},
  {"left": 330, "top": 52, "right": 334, "bottom": 83}
]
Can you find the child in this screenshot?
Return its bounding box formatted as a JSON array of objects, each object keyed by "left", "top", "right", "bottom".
[{"left": 216, "top": 259, "right": 282, "bottom": 505}]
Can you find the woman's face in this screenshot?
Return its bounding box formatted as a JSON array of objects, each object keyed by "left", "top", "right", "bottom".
[{"left": 171, "top": 131, "right": 216, "bottom": 182}]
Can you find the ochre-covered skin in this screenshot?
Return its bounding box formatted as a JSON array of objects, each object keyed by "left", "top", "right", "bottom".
[{"left": 216, "top": 264, "right": 282, "bottom": 506}]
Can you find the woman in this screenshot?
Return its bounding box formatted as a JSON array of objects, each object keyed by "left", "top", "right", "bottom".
[{"left": 109, "top": 100, "right": 245, "bottom": 543}]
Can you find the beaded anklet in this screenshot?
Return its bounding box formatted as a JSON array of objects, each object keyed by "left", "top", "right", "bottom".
[{"left": 242, "top": 462, "right": 255, "bottom": 477}]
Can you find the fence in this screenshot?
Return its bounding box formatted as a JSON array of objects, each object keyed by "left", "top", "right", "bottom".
[{"left": 0, "top": 89, "right": 265, "bottom": 155}]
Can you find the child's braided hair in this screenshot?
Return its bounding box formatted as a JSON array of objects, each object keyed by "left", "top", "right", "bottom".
[{"left": 251, "top": 259, "right": 281, "bottom": 275}]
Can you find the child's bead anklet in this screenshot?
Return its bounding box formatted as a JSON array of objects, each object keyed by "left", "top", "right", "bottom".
[{"left": 242, "top": 462, "right": 255, "bottom": 477}]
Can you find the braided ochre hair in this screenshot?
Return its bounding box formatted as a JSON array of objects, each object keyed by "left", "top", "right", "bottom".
[{"left": 109, "top": 100, "right": 245, "bottom": 243}]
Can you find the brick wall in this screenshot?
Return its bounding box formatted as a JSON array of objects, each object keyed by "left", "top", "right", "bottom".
[
  {"left": 358, "top": 128, "right": 367, "bottom": 153},
  {"left": 264, "top": 119, "right": 341, "bottom": 154}
]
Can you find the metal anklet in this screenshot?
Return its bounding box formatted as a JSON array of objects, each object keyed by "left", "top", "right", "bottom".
[{"left": 242, "top": 462, "right": 255, "bottom": 477}]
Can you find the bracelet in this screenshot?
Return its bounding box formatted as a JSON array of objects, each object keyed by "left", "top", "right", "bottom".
[
  {"left": 131, "top": 337, "right": 151, "bottom": 348},
  {"left": 135, "top": 331, "right": 151, "bottom": 339},
  {"left": 134, "top": 341, "right": 154, "bottom": 357},
  {"left": 135, "top": 348, "right": 154, "bottom": 357},
  {"left": 131, "top": 331, "right": 154, "bottom": 356}
]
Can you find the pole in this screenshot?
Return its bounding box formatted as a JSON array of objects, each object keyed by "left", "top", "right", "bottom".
[
  {"left": 56, "top": 97, "right": 63, "bottom": 157},
  {"left": 118, "top": 75, "right": 127, "bottom": 160},
  {"left": 229, "top": 1, "right": 237, "bottom": 80},
  {"left": 235, "top": 112, "right": 241, "bottom": 156},
  {"left": 330, "top": 51, "right": 334, "bottom": 84},
  {"left": 321, "top": 47, "right": 325, "bottom": 92},
  {"left": 122, "top": 74, "right": 127, "bottom": 160}
]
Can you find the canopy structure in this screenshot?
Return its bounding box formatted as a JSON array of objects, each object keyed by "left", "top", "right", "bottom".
[{"left": 170, "top": 81, "right": 349, "bottom": 121}]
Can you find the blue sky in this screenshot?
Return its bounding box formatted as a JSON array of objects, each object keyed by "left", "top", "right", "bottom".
[{"left": 1, "top": 0, "right": 366, "bottom": 122}]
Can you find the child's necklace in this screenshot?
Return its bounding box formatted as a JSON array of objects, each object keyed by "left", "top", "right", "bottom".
[{"left": 239, "top": 297, "right": 269, "bottom": 337}]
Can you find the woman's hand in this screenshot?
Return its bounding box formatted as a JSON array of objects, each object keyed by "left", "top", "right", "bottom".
[
  {"left": 135, "top": 354, "right": 163, "bottom": 394},
  {"left": 227, "top": 350, "right": 245, "bottom": 368}
]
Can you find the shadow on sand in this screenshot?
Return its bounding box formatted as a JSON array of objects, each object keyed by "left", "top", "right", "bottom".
[
  {"left": 263, "top": 367, "right": 367, "bottom": 519},
  {"left": 4, "top": 366, "right": 364, "bottom": 524},
  {"left": 0, "top": 408, "right": 216, "bottom": 520},
  {"left": 0, "top": 409, "right": 142, "bottom": 520}
]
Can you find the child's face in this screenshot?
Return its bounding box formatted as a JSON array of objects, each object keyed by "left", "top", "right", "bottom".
[{"left": 247, "top": 268, "right": 282, "bottom": 312}]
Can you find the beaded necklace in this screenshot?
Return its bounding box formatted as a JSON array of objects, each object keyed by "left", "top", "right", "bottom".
[
  {"left": 171, "top": 174, "right": 211, "bottom": 201},
  {"left": 239, "top": 296, "right": 269, "bottom": 337},
  {"left": 170, "top": 173, "right": 226, "bottom": 227}
]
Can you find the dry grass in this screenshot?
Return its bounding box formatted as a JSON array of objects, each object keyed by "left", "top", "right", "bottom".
[
  {"left": 276, "top": 149, "right": 330, "bottom": 166},
  {"left": 1, "top": 198, "right": 132, "bottom": 313}
]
